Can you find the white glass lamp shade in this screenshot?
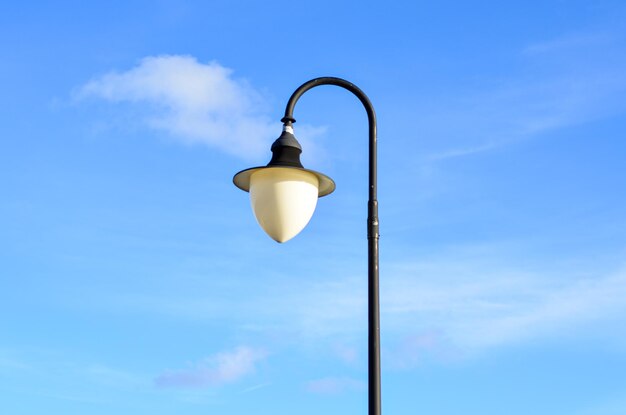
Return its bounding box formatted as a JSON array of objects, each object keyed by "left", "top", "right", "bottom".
[{"left": 249, "top": 167, "right": 319, "bottom": 243}]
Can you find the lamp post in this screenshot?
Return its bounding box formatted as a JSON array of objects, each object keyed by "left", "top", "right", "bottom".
[{"left": 233, "top": 77, "right": 381, "bottom": 415}]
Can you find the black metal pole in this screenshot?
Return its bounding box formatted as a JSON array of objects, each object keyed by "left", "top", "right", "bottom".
[{"left": 282, "top": 77, "right": 380, "bottom": 415}]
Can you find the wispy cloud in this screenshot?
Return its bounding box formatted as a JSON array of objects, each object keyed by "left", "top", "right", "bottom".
[
  {"left": 522, "top": 33, "right": 612, "bottom": 56},
  {"left": 424, "top": 30, "right": 626, "bottom": 160},
  {"left": 305, "top": 376, "right": 364, "bottom": 394},
  {"left": 155, "top": 346, "right": 267, "bottom": 388},
  {"left": 91, "top": 255, "right": 626, "bottom": 364},
  {"left": 426, "top": 141, "right": 499, "bottom": 161},
  {"left": 269, "top": 259, "right": 626, "bottom": 360},
  {"left": 239, "top": 381, "right": 272, "bottom": 394},
  {"left": 382, "top": 260, "right": 626, "bottom": 355},
  {"left": 77, "top": 55, "right": 275, "bottom": 159},
  {"left": 263, "top": 260, "right": 626, "bottom": 359}
]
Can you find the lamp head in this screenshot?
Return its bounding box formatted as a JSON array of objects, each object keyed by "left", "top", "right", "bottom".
[{"left": 233, "top": 124, "right": 335, "bottom": 243}]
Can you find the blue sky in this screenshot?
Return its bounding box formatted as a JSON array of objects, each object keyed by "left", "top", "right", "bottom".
[{"left": 2, "top": 1, "right": 626, "bottom": 414}]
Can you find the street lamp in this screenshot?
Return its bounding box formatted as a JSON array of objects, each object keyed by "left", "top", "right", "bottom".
[{"left": 233, "top": 77, "right": 381, "bottom": 415}]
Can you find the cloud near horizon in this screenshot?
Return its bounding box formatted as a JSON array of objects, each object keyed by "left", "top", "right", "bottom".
[{"left": 78, "top": 55, "right": 278, "bottom": 159}]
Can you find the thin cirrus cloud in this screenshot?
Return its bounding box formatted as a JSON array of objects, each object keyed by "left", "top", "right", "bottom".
[
  {"left": 242, "top": 258, "right": 626, "bottom": 366},
  {"left": 380, "top": 260, "right": 626, "bottom": 364},
  {"left": 423, "top": 30, "right": 626, "bottom": 160},
  {"left": 100, "top": 259, "right": 626, "bottom": 365},
  {"left": 155, "top": 346, "right": 267, "bottom": 388},
  {"left": 77, "top": 55, "right": 277, "bottom": 160}
]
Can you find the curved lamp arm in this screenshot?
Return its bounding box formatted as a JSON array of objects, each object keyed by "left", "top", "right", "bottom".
[
  {"left": 281, "top": 77, "right": 378, "bottom": 205},
  {"left": 281, "top": 77, "right": 381, "bottom": 415}
]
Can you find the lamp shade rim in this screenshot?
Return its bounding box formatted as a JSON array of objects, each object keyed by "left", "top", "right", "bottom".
[{"left": 233, "top": 166, "right": 335, "bottom": 197}]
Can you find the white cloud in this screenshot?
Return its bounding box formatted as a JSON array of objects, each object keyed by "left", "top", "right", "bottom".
[
  {"left": 78, "top": 55, "right": 278, "bottom": 159},
  {"left": 155, "top": 346, "right": 267, "bottom": 388}
]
